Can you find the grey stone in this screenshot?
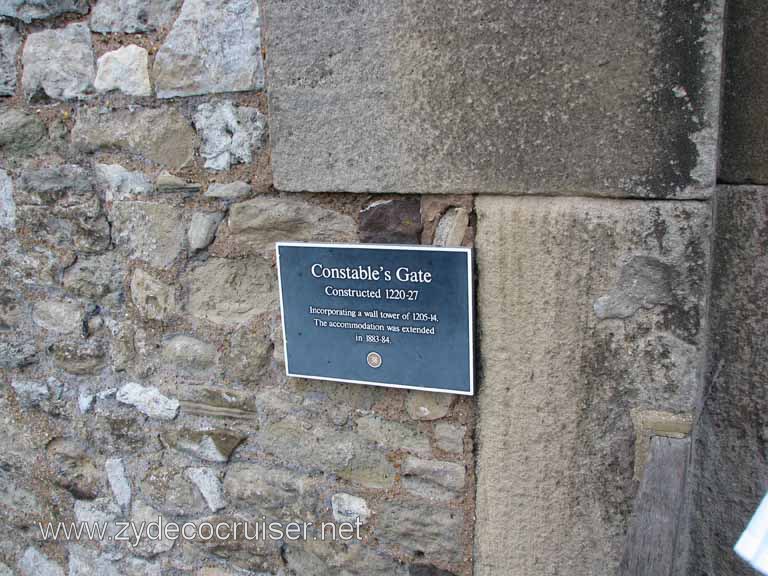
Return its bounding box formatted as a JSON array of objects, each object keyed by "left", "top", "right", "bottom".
[
  {"left": 433, "top": 207, "right": 469, "bottom": 247},
  {"left": 67, "top": 545, "right": 122, "bottom": 576},
  {"left": 63, "top": 251, "right": 125, "bottom": 302},
  {"left": 95, "top": 164, "right": 153, "bottom": 202},
  {"left": 0, "top": 24, "right": 20, "bottom": 96},
  {"left": 188, "top": 212, "right": 223, "bottom": 252},
  {"left": 32, "top": 300, "right": 81, "bottom": 334},
  {"left": 331, "top": 493, "right": 370, "bottom": 524},
  {"left": 719, "top": 0, "right": 768, "bottom": 183},
  {"left": 11, "top": 379, "right": 49, "bottom": 408},
  {"left": 130, "top": 268, "right": 177, "bottom": 321},
  {"left": 401, "top": 456, "right": 465, "bottom": 501},
  {"left": 186, "top": 467, "right": 226, "bottom": 512},
  {"left": 22, "top": 23, "right": 95, "bottom": 101},
  {"left": 90, "top": 0, "right": 183, "bottom": 33},
  {"left": 224, "top": 462, "right": 307, "bottom": 514},
  {"left": 377, "top": 500, "right": 464, "bottom": 563},
  {"left": 205, "top": 180, "right": 251, "bottom": 199},
  {"left": 223, "top": 327, "right": 272, "bottom": 384},
  {"left": 0, "top": 563, "right": 11, "bottom": 576},
  {"left": 409, "top": 566, "right": 457, "bottom": 576},
  {"left": 0, "top": 337, "right": 37, "bottom": 368},
  {"left": 0, "top": 287, "right": 23, "bottom": 331},
  {"left": 117, "top": 382, "right": 179, "bottom": 420},
  {"left": 50, "top": 340, "right": 107, "bottom": 374},
  {"left": 473, "top": 196, "right": 710, "bottom": 575},
  {"left": 359, "top": 198, "right": 422, "bottom": 244},
  {"left": 130, "top": 500, "right": 175, "bottom": 557},
  {"left": 222, "top": 196, "right": 357, "bottom": 256},
  {"left": 140, "top": 464, "right": 206, "bottom": 516},
  {"left": 593, "top": 256, "right": 676, "bottom": 319},
  {"left": 687, "top": 187, "right": 768, "bottom": 575},
  {"left": 0, "top": 169, "right": 14, "bottom": 229},
  {"left": 110, "top": 201, "right": 185, "bottom": 267},
  {"left": 194, "top": 101, "right": 266, "bottom": 171},
  {"left": 72, "top": 106, "right": 197, "bottom": 170},
  {"left": 105, "top": 457, "right": 132, "bottom": 510},
  {"left": 74, "top": 497, "right": 120, "bottom": 526},
  {"left": 356, "top": 414, "right": 431, "bottom": 456},
  {"left": 283, "top": 540, "right": 408, "bottom": 576},
  {"left": 155, "top": 171, "right": 200, "bottom": 194},
  {"left": 94, "top": 45, "right": 152, "bottom": 97},
  {"left": 433, "top": 422, "right": 465, "bottom": 454},
  {"left": 46, "top": 438, "right": 101, "bottom": 499},
  {"left": 0, "top": 109, "right": 47, "bottom": 154},
  {"left": 162, "top": 428, "right": 246, "bottom": 463},
  {"left": 153, "top": 0, "right": 264, "bottom": 98},
  {"left": 17, "top": 547, "right": 64, "bottom": 576},
  {"left": 161, "top": 334, "right": 217, "bottom": 371},
  {"left": 185, "top": 257, "right": 277, "bottom": 325},
  {"left": 267, "top": 0, "right": 724, "bottom": 198},
  {"left": 405, "top": 391, "right": 454, "bottom": 421},
  {"left": 0, "top": 0, "right": 87, "bottom": 22}
]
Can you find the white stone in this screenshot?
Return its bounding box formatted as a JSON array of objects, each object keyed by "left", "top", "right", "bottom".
[
  {"left": 0, "top": 24, "right": 20, "bottom": 96},
  {"left": 0, "top": 169, "right": 15, "bottom": 229},
  {"left": 331, "top": 493, "right": 370, "bottom": 524},
  {"left": 434, "top": 207, "right": 469, "bottom": 247},
  {"left": 95, "top": 45, "right": 151, "bottom": 97},
  {"left": 153, "top": 0, "right": 264, "bottom": 98},
  {"left": 188, "top": 212, "right": 223, "bottom": 252},
  {"left": 116, "top": 382, "right": 179, "bottom": 420},
  {"left": 105, "top": 457, "right": 132, "bottom": 510},
  {"left": 32, "top": 300, "right": 82, "bottom": 334},
  {"left": 96, "top": 164, "right": 153, "bottom": 202},
  {"left": 186, "top": 467, "right": 226, "bottom": 511},
  {"left": 194, "top": 101, "right": 266, "bottom": 171},
  {"left": 78, "top": 391, "right": 95, "bottom": 413},
  {"left": 405, "top": 391, "right": 454, "bottom": 421},
  {"left": 205, "top": 181, "right": 251, "bottom": 199},
  {"left": 17, "top": 547, "right": 64, "bottom": 576},
  {"left": 90, "top": 0, "right": 183, "bottom": 33},
  {"left": 22, "top": 23, "right": 95, "bottom": 101}
]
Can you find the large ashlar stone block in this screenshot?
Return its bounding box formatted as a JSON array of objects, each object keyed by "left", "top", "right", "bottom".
[
  {"left": 687, "top": 187, "right": 768, "bottom": 575},
  {"left": 473, "top": 196, "right": 710, "bottom": 575},
  {"left": 267, "top": 1, "right": 725, "bottom": 198}
]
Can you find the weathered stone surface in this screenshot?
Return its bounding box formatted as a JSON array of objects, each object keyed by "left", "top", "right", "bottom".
[
  {"left": 72, "top": 107, "right": 197, "bottom": 170},
  {"left": 405, "top": 391, "right": 453, "bottom": 421},
  {"left": 130, "top": 268, "right": 177, "bottom": 321},
  {"left": 0, "top": 0, "right": 87, "bottom": 22},
  {"left": 377, "top": 501, "right": 464, "bottom": 563},
  {"left": 433, "top": 422, "right": 465, "bottom": 454},
  {"left": 222, "top": 197, "right": 357, "bottom": 256},
  {"left": 0, "top": 169, "right": 15, "bottom": 229},
  {"left": 131, "top": 500, "right": 175, "bottom": 557},
  {"left": 0, "top": 287, "right": 23, "bottom": 331},
  {"left": 161, "top": 334, "right": 217, "bottom": 372},
  {"left": 153, "top": 0, "right": 264, "bottom": 98},
  {"left": 0, "top": 110, "right": 46, "bottom": 154},
  {"left": 50, "top": 339, "right": 107, "bottom": 374},
  {"left": 188, "top": 212, "right": 223, "bottom": 252},
  {"left": 402, "top": 456, "right": 465, "bottom": 501},
  {"left": 688, "top": 187, "right": 768, "bottom": 575},
  {"left": 46, "top": 438, "right": 101, "bottom": 499},
  {"left": 155, "top": 171, "right": 200, "bottom": 195},
  {"left": 22, "top": 23, "right": 95, "bottom": 101},
  {"left": 96, "top": 164, "right": 153, "bottom": 202},
  {"left": 359, "top": 198, "right": 422, "bottom": 244},
  {"left": 141, "top": 464, "right": 206, "bottom": 516},
  {"left": 0, "top": 337, "right": 37, "bottom": 368},
  {"left": 433, "top": 207, "right": 469, "bottom": 247},
  {"left": 224, "top": 462, "right": 308, "bottom": 515},
  {"left": 332, "top": 493, "right": 370, "bottom": 524},
  {"left": 105, "top": 457, "right": 132, "bottom": 510},
  {"left": 186, "top": 467, "right": 225, "bottom": 512},
  {"left": 719, "top": 0, "right": 768, "bottom": 183},
  {"left": 473, "top": 196, "right": 710, "bottom": 575},
  {"left": 63, "top": 251, "right": 125, "bottom": 302},
  {"left": 17, "top": 547, "right": 64, "bottom": 576},
  {"left": 32, "top": 300, "right": 81, "bottom": 334},
  {"left": 0, "top": 24, "right": 20, "bottom": 96},
  {"left": 117, "top": 382, "right": 180, "bottom": 420},
  {"left": 194, "top": 102, "right": 266, "bottom": 171},
  {"left": 111, "top": 201, "right": 185, "bottom": 267},
  {"left": 222, "top": 327, "right": 272, "bottom": 384},
  {"left": 67, "top": 545, "right": 122, "bottom": 576},
  {"left": 205, "top": 181, "right": 251, "bottom": 199},
  {"left": 90, "top": 0, "right": 183, "bottom": 33},
  {"left": 162, "top": 428, "right": 246, "bottom": 462},
  {"left": 283, "top": 540, "right": 408, "bottom": 576},
  {"left": 409, "top": 566, "right": 457, "bottom": 576},
  {"left": 185, "top": 257, "right": 277, "bottom": 325},
  {"left": 95, "top": 45, "right": 152, "bottom": 97},
  {"left": 267, "top": 0, "right": 724, "bottom": 198},
  {"left": 11, "top": 379, "right": 49, "bottom": 409},
  {"left": 356, "top": 414, "right": 431, "bottom": 456}
]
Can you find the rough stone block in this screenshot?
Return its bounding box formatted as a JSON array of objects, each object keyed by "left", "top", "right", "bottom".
[
  {"left": 0, "top": 0, "right": 87, "bottom": 22},
  {"left": 267, "top": 0, "right": 724, "bottom": 198},
  {"left": 473, "top": 196, "right": 710, "bottom": 575},
  {"left": 110, "top": 201, "right": 185, "bottom": 268},
  {"left": 0, "top": 24, "right": 20, "bottom": 96},
  {"left": 94, "top": 45, "right": 152, "bottom": 97},
  {"left": 90, "top": 0, "right": 183, "bottom": 33}
]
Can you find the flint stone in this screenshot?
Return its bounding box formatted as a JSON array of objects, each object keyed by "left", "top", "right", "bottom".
[
  {"left": 111, "top": 201, "right": 185, "bottom": 267},
  {"left": 17, "top": 547, "right": 64, "bottom": 576},
  {"left": 105, "top": 457, "right": 132, "bottom": 510},
  {"left": 359, "top": 198, "right": 422, "bottom": 244},
  {"left": 405, "top": 391, "right": 454, "bottom": 421},
  {"left": 267, "top": 0, "right": 724, "bottom": 198},
  {"left": 117, "top": 382, "right": 180, "bottom": 420},
  {"left": 473, "top": 196, "right": 710, "bottom": 575},
  {"left": 222, "top": 196, "right": 357, "bottom": 256},
  {"left": 161, "top": 334, "right": 217, "bottom": 371},
  {"left": 377, "top": 501, "right": 464, "bottom": 563},
  {"left": 0, "top": 24, "right": 20, "bottom": 96},
  {"left": 186, "top": 467, "right": 226, "bottom": 512},
  {"left": 0, "top": 0, "right": 87, "bottom": 22},
  {"left": 0, "top": 110, "right": 46, "bottom": 154},
  {"left": 22, "top": 23, "right": 95, "bottom": 101},
  {"left": 0, "top": 169, "right": 15, "bottom": 229},
  {"left": 72, "top": 106, "right": 197, "bottom": 170},
  {"left": 50, "top": 339, "right": 106, "bottom": 374},
  {"left": 153, "top": 0, "right": 264, "bottom": 98},
  {"left": 130, "top": 268, "right": 177, "bottom": 321},
  {"left": 205, "top": 181, "right": 251, "bottom": 199},
  {"left": 95, "top": 164, "right": 153, "bottom": 202},
  {"left": 194, "top": 101, "right": 266, "bottom": 171},
  {"left": 402, "top": 456, "right": 466, "bottom": 501},
  {"left": 90, "top": 0, "right": 183, "bottom": 33},
  {"left": 185, "top": 257, "right": 277, "bottom": 325},
  {"left": 332, "top": 493, "right": 370, "bottom": 524},
  {"left": 188, "top": 212, "right": 223, "bottom": 252},
  {"left": 162, "top": 428, "right": 246, "bottom": 463},
  {"left": 95, "top": 45, "right": 152, "bottom": 97},
  {"left": 32, "top": 300, "right": 81, "bottom": 334}
]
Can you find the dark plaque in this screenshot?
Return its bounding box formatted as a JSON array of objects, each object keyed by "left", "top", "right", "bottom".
[{"left": 276, "top": 242, "right": 474, "bottom": 395}]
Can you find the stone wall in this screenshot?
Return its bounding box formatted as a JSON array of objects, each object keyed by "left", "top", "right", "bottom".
[{"left": 0, "top": 2, "right": 476, "bottom": 575}]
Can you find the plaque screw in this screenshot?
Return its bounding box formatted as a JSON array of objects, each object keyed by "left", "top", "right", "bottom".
[{"left": 366, "top": 351, "right": 382, "bottom": 368}]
